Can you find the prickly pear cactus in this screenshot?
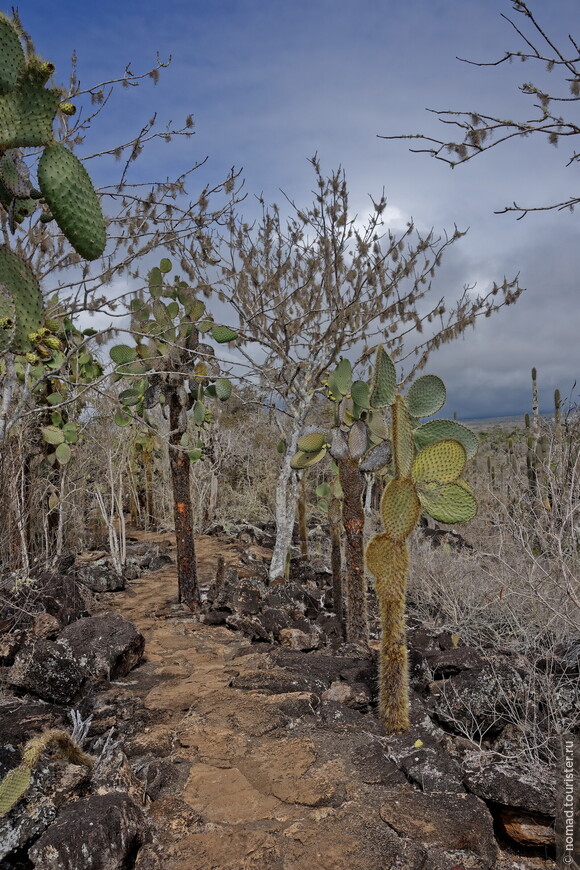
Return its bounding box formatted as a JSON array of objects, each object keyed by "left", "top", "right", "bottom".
[
  {"left": 0, "top": 245, "right": 43, "bottom": 351},
  {"left": 0, "top": 13, "right": 25, "bottom": 94},
  {"left": 38, "top": 142, "right": 106, "bottom": 261},
  {"left": 0, "top": 11, "right": 106, "bottom": 259},
  {"left": 365, "top": 349, "right": 477, "bottom": 733},
  {"left": 0, "top": 728, "right": 93, "bottom": 817}
]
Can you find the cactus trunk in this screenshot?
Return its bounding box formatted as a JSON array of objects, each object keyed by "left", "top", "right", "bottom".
[
  {"left": 338, "top": 457, "right": 368, "bottom": 645},
  {"left": 297, "top": 472, "right": 309, "bottom": 558},
  {"left": 375, "top": 539, "right": 410, "bottom": 733},
  {"left": 169, "top": 390, "right": 200, "bottom": 609},
  {"left": 328, "top": 494, "right": 343, "bottom": 631}
]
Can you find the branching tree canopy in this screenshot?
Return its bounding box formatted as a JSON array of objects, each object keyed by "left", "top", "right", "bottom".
[
  {"left": 195, "top": 157, "right": 522, "bottom": 579},
  {"left": 380, "top": 1, "right": 580, "bottom": 219}
]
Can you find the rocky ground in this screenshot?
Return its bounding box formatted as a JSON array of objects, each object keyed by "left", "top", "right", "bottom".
[{"left": 0, "top": 526, "right": 573, "bottom": 869}]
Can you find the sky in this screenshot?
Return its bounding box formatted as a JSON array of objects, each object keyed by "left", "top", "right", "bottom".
[{"left": 17, "top": 0, "right": 580, "bottom": 419}]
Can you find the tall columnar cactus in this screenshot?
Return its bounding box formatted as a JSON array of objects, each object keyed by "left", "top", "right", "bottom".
[
  {"left": 0, "top": 12, "right": 106, "bottom": 259},
  {"left": 364, "top": 350, "right": 478, "bottom": 733}
]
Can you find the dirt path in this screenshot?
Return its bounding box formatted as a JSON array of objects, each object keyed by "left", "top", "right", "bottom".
[{"left": 103, "top": 533, "right": 397, "bottom": 870}]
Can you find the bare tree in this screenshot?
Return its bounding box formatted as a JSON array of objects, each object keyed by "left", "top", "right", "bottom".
[
  {"left": 204, "top": 157, "right": 521, "bottom": 580},
  {"left": 380, "top": 1, "right": 580, "bottom": 219}
]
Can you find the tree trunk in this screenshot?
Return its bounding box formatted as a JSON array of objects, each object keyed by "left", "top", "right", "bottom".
[
  {"left": 297, "top": 472, "right": 309, "bottom": 558},
  {"left": 144, "top": 451, "right": 155, "bottom": 530},
  {"left": 269, "top": 406, "right": 309, "bottom": 581},
  {"left": 328, "top": 494, "right": 343, "bottom": 633},
  {"left": 338, "top": 457, "right": 368, "bottom": 645},
  {"left": 168, "top": 390, "right": 199, "bottom": 609}
]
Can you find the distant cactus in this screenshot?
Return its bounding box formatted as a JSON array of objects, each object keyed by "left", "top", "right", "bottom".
[{"left": 110, "top": 258, "right": 238, "bottom": 609}]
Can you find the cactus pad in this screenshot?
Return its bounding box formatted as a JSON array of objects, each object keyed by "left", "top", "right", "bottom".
[
  {"left": 0, "top": 15, "right": 25, "bottom": 95},
  {"left": 360, "top": 438, "right": 392, "bottom": 472},
  {"left": 211, "top": 324, "right": 237, "bottom": 343},
  {"left": 351, "top": 379, "right": 370, "bottom": 409},
  {"left": 38, "top": 142, "right": 106, "bottom": 260},
  {"left": 414, "top": 419, "right": 478, "bottom": 460},
  {"left": 290, "top": 447, "right": 327, "bottom": 469},
  {"left": 348, "top": 420, "right": 368, "bottom": 458},
  {"left": 369, "top": 345, "right": 396, "bottom": 408},
  {"left": 380, "top": 478, "right": 421, "bottom": 541},
  {"left": 0, "top": 764, "right": 32, "bottom": 816},
  {"left": 406, "top": 374, "right": 446, "bottom": 418},
  {"left": 0, "top": 69, "right": 61, "bottom": 148},
  {"left": 214, "top": 378, "right": 232, "bottom": 400},
  {"left": 411, "top": 438, "right": 466, "bottom": 484},
  {"left": 0, "top": 149, "right": 32, "bottom": 197},
  {"left": 0, "top": 246, "right": 44, "bottom": 352},
  {"left": 297, "top": 431, "right": 328, "bottom": 453},
  {"left": 0, "top": 283, "right": 16, "bottom": 353},
  {"left": 392, "top": 394, "right": 414, "bottom": 477},
  {"left": 327, "top": 358, "right": 352, "bottom": 400},
  {"left": 417, "top": 481, "right": 477, "bottom": 524}
]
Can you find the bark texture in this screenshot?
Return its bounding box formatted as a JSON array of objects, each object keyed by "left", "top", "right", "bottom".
[
  {"left": 338, "top": 457, "right": 368, "bottom": 644},
  {"left": 169, "top": 390, "right": 199, "bottom": 609},
  {"left": 328, "top": 494, "right": 343, "bottom": 634}
]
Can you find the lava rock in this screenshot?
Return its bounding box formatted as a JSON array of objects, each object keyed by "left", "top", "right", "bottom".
[
  {"left": 57, "top": 613, "right": 145, "bottom": 681},
  {"left": 6, "top": 637, "right": 90, "bottom": 703},
  {"left": 76, "top": 563, "right": 126, "bottom": 593},
  {"left": 29, "top": 792, "right": 149, "bottom": 869}
]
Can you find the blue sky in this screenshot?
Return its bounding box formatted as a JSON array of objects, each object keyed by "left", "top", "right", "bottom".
[{"left": 17, "top": 0, "right": 580, "bottom": 418}]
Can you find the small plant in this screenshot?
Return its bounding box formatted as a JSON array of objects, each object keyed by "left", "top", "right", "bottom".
[{"left": 0, "top": 729, "right": 93, "bottom": 817}]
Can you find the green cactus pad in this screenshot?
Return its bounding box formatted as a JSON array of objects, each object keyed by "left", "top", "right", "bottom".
[
  {"left": 0, "top": 283, "right": 16, "bottom": 353},
  {"left": 348, "top": 420, "right": 368, "bottom": 459},
  {"left": 297, "top": 431, "right": 328, "bottom": 453},
  {"left": 290, "top": 447, "right": 327, "bottom": 469},
  {"left": 406, "top": 374, "right": 446, "bottom": 418},
  {"left": 350, "top": 380, "right": 370, "bottom": 409},
  {"left": 38, "top": 142, "right": 106, "bottom": 260},
  {"left": 417, "top": 481, "right": 477, "bottom": 524},
  {"left": 392, "top": 394, "right": 414, "bottom": 477},
  {"left": 211, "top": 324, "right": 237, "bottom": 343},
  {"left": 380, "top": 478, "right": 421, "bottom": 541},
  {"left": 411, "top": 438, "right": 466, "bottom": 485},
  {"left": 365, "top": 532, "right": 409, "bottom": 596},
  {"left": 360, "top": 438, "right": 392, "bottom": 473},
  {"left": 0, "top": 15, "right": 25, "bottom": 95},
  {"left": 0, "top": 149, "right": 32, "bottom": 197},
  {"left": 327, "top": 358, "right": 352, "bottom": 400},
  {"left": 110, "top": 344, "right": 137, "bottom": 365},
  {"left": 413, "top": 419, "right": 478, "bottom": 460},
  {"left": 366, "top": 410, "right": 388, "bottom": 441},
  {"left": 0, "top": 764, "right": 32, "bottom": 816},
  {"left": 369, "top": 345, "right": 396, "bottom": 408},
  {"left": 0, "top": 247, "right": 44, "bottom": 352},
  {"left": 214, "top": 378, "right": 232, "bottom": 401},
  {"left": 0, "top": 70, "right": 61, "bottom": 148},
  {"left": 148, "top": 267, "right": 163, "bottom": 298}
]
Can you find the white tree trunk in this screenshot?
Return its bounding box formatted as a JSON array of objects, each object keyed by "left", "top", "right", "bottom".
[{"left": 269, "top": 400, "right": 310, "bottom": 581}]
